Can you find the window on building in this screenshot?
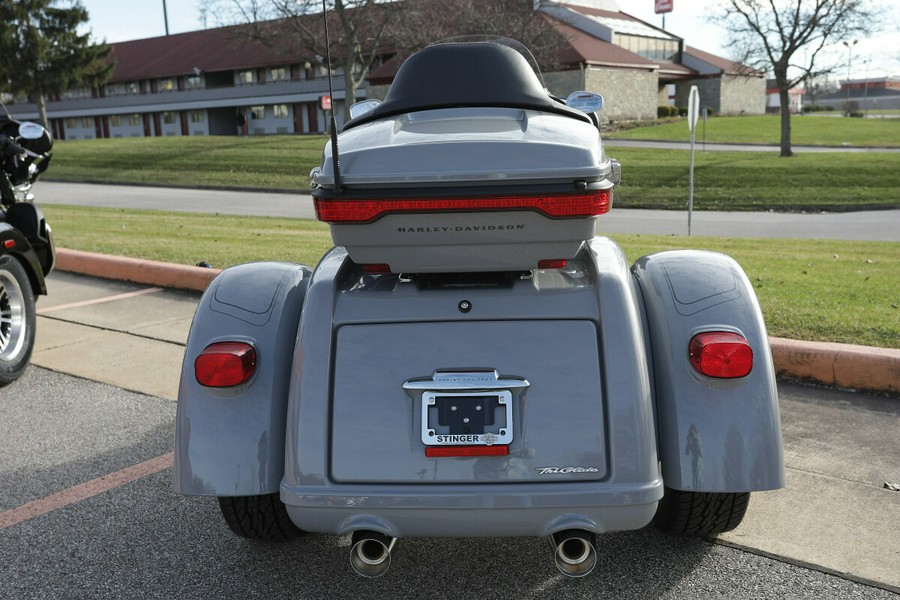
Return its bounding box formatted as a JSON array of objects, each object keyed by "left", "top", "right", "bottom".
[
  {"left": 65, "top": 118, "right": 77, "bottom": 128},
  {"left": 159, "top": 78, "right": 176, "bottom": 92},
  {"left": 273, "top": 104, "right": 289, "bottom": 118},
  {"left": 186, "top": 75, "right": 203, "bottom": 89},
  {"left": 110, "top": 115, "right": 122, "bottom": 126},
  {"left": 127, "top": 81, "right": 140, "bottom": 94},
  {"left": 63, "top": 87, "right": 92, "bottom": 100},
  {"left": 81, "top": 117, "right": 93, "bottom": 128},
  {"left": 190, "top": 111, "right": 205, "bottom": 123},
  {"left": 128, "top": 114, "right": 141, "bottom": 126},
  {"left": 106, "top": 83, "right": 127, "bottom": 96},
  {"left": 270, "top": 67, "right": 288, "bottom": 81},
  {"left": 237, "top": 70, "right": 254, "bottom": 84},
  {"left": 250, "top": 105, "right": 265, "bottom": 119},
  {"left": 162, "top": 112, "right": 176, "bottom": 124}
]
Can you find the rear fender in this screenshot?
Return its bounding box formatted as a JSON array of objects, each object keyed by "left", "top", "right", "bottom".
[
  {"left": 632, "top": 250, "right": 784, "bottom": 492},
  {"left": 0, "top": 223, "right": 47, "bottom": 295},
  {"left": 174, "top": 262, "right": 310, "bottom": 496}
]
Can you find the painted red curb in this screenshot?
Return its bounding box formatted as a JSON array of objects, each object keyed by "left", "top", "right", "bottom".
[
  {"left": 53, "top": 248, "right": 899, "bottom": 395},
  {"left": 769, "top": 338, "right": 899, "bottom": 396},
  {"left": 55, "top": 248, "right": 221, "bottom": 292}
]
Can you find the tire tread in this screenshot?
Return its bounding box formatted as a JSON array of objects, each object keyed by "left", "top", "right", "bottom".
[
  {"left": 653, "top": 488, "right": 750, "bottom": 536},
  {"left": 217, "top": 493, "right": 303, "bottom": 541}
]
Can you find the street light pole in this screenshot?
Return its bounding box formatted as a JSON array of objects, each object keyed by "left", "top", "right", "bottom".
[{"left": 842, "top": 39, "right": 858, "bottom": 116}]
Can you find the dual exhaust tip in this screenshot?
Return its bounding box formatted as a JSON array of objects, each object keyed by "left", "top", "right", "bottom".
[
  {"left": 350, "top": 531, "right": 397, "bottom": 578},
  {"left": 551, "top": 529, "right": 598, "bottom": 578},
  {"left": 349, "top": 529, "right": 597, "bottom": 578}
]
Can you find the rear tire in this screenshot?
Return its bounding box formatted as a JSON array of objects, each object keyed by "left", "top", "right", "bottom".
[
  {"left": 217, "top": 493, "right": 303, "bottom": 541},
  {"left": 0, "top": 256, "right": 36, "bottom": 386},
  {"left": 653, "top": 488, "right": 750, "bottom": 536}
]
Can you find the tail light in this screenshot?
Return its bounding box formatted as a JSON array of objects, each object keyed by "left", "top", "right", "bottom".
[
  {"left": 315, "top": 189, "right": 611, "bottom": 224},
  {"left": 689, "top": 332, "right": 753, "bottom": 379},
  {"left": 538, "top": 259, "right": 567, "bottom": 269},
  {"left": 195, "top": 342, "right": 257, "bottom": 387}
]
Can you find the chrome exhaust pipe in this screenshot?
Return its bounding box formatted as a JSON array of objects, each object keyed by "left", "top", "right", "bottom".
[
  {"left": 551, "top": 530, "right": 597, "bottom": 578},
  {"left": 350, "top": 531, "right": 397, "bottom": 578}
]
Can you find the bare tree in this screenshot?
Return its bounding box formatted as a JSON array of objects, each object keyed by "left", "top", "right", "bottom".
[
  {"left": 716, "top": 0, "right": 874, "bottom": 156},
  {"left": 397, "top": 0, "right": 572, "bottom": 72},
  {"left": 205, "top": 0, "right": 402, "bottom": 122}
]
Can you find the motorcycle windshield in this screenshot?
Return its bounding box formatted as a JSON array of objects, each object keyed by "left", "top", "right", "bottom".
[{"left": 343, "top": 37, "right": 590, "bottom": 131}]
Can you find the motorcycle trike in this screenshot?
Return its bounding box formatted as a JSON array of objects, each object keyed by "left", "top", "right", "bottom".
[{"left": 174, "top": 38, "right": 784, "bottom": 578}]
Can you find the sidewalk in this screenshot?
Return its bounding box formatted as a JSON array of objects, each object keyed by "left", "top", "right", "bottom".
[{"left": 53, "top": 247, "right": 900, "bottom": 397}]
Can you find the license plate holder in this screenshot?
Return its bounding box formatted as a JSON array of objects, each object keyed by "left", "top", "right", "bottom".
[{"left": 421, "top": 390, "right": 512, "bottom": 446}]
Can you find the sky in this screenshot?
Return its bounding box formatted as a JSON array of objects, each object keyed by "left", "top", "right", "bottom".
[{"left": 77, "top": 0, "right": 898, "bottom": 79}]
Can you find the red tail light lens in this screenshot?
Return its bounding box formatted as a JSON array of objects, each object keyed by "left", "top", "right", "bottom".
[
  {"left": 425, "top": 445, "right": 509, "bottom": 458},
  {"left": 362, "top": 263, "right": 392, "bottom": 274},
  {"left": 689, "top": 332, "right": 753, "bottom": 379},
  {"left": 538, "top": 259, "right": 567, "bottom": 269},
  {"left": 315, "top": 189, "right": 611, "bottom": 224},
  {"left": 195, "top": 342, "right": 257, "bottom": 387}
]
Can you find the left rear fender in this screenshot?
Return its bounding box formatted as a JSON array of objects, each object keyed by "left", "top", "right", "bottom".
[{"left": 174, "top": 262, "right": 310, "bottom": 496}]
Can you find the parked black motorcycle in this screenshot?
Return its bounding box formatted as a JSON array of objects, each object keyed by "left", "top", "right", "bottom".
[{"left": 0, "top": 111, "right": 55, "bottom": 385}]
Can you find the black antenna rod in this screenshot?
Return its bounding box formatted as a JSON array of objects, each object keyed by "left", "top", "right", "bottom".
[{"left": 322, "top": 0, "right": 342, "bottom": 192}]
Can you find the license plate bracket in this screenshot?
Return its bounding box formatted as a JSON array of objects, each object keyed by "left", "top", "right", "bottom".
[{"left": 421, "top": 390, "right": 512, "bottom": 446}]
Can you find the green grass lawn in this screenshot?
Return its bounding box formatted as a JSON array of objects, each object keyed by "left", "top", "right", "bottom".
[
  {"left": 608, "top": 114, "right": 900, "bottom": 147},
  {"left": 41, "top": 205, "right": 900, "bottom": 349},
  {"left": 45, "top": 122, "right": 900, "bottom": 211},
  {"left": 36, "top": 116, "right": 900, "bottom": 348}
]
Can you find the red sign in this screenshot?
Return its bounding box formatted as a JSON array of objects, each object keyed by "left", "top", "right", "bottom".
[
  {"left": 655, "top": 0, "right": 673, "bottom": 13},
  {"left": 320, "top": 95, "right": 332, "bottom": 110}
]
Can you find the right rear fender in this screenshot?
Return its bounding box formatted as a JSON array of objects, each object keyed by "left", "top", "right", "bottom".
[{"left": 174, "top": 261, "right": 310, "bottom": 496}]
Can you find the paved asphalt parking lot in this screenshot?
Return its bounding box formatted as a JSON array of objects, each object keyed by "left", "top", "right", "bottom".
[{"left": 0, "top": 271, "right": 897, "bottom": 599}]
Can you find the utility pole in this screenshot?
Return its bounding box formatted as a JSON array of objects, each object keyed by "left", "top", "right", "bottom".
[
  {"left": 163, "top": 0, "right": 170, "bottom": 35},
  {"left": 842, "top": 39, "right": 857, "bottom": 115}
]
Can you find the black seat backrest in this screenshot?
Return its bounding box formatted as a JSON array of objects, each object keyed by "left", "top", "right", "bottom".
[{"left": 344, "top": 42, "right": 590, "bottom": 130}]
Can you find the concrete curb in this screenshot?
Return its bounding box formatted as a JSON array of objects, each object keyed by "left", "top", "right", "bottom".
[
  {"left": 53, "top": 248, "right": 899, "bottom": 396},
  {"left": 55, "top": 248, "right": 221, "bottom": 293}
]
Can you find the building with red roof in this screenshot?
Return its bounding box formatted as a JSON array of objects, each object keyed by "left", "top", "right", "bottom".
[{"left": 6, "top": 0, "right": 764, "bottom": 140}]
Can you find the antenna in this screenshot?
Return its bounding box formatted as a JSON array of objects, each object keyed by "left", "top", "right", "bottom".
[{"left": 322, "top": 0, "right": 342, "bottom": 192}]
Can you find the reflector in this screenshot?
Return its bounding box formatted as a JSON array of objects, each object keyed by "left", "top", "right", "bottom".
[
  {"left": 315, "top": 189, "right": 612, "bottom": 223},
  {"left": 362, "top": 263, "right": 392, "bottom": 274},
  {"left": 195, "top": 342, "right": 257, "bottom": 387},
  {"left": 689, "top": 332, "right": 753, "bottom": 379},
  {"left": 425, "top": 445, "right": 509, "bottom": 458},
  {"left": 538, "top": 259, "right": 567, "bottom": 269}
]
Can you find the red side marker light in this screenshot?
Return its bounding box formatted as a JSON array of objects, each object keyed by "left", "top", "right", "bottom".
[
  {"left": 362, "top": 263, "right": 392, "bottom": 274},
  {"left": 425, "top": 445, "right": 509, "bottom": 458},
  {"left": 538, "top": 259, "right": 567, "bottom": 269},
  {"left": 689, "top": 332, "right": 753, "bottom": 379},
  {"left": 3, "top": 239, "right": 15, "bottom": 249},
  {"left": 195, "top": 342, "right": 257, "bottom": 387}
]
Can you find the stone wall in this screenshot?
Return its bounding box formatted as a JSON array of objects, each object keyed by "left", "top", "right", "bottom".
[
  {"left": 720, "top": 74, "right": 766, "bottom": 115},
  {"left": 676, "top": 75, "right": 765, "bottom": 115},
  {"left": 583, "top": 67, "right": 658, "bottom": 122}
]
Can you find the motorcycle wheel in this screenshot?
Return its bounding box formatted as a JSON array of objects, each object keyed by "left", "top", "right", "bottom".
[
  {"left": 0, "top": 255, "right": 36, "bottom": 386},
  {"left": 652, "top": 488, "right": 750, "bottom": 536},
  {"left": 217, "top": 493, "right": 304, "bottom": 541}
]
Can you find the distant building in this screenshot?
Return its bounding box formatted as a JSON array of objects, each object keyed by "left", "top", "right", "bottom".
[
  {"left": 6, "top": 0, "right": 765, "bottom": 140},
  {"left": 805, "top": 76, "right": 900, "bottom": 112},
  {"left": 766, "top": 80, "right": 805, "bottom": 113}
]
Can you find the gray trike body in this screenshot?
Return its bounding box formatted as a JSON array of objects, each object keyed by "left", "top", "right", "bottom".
[{"left": 174, "top": 40, "right": 783, "bottom": 577}]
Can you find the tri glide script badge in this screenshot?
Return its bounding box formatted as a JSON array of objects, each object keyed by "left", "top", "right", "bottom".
[{"left": 536, "top": 466, "right": 600, "bottom": 475}]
